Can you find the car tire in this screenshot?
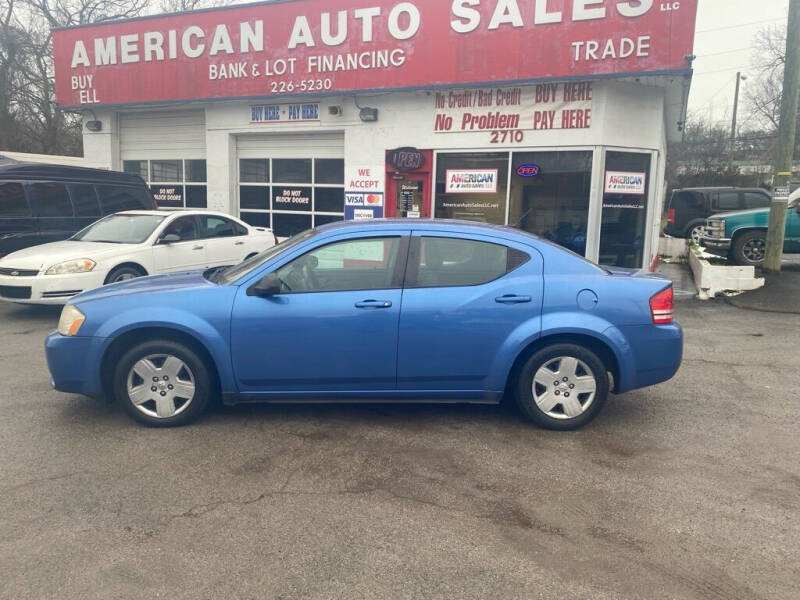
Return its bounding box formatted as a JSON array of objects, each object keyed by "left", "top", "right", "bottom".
[
  {"left": 114, "top": 339, "right": 212, "bottom": 427},
  {"left": 731, "top": 230, "right": 767, "bottom": 266},
  {"left": 515, "top": 343, "right": 609, "bottom": 430},
  {"left": 687, "top": 224, "right": 706, "bottom": 246},
  {"left": 105, "top": 264, "right": 145, "bottom": 284}
]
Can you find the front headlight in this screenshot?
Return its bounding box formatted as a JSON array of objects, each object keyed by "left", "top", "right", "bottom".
[
  {"left": 57, "top": 304, "right": 86, "bottom": 336},
  {"left": 45, "top": 259, "right": 96, "bottom": 275},
  {"left": 706, "top": 219, "right": 726, "bottom": 238}
]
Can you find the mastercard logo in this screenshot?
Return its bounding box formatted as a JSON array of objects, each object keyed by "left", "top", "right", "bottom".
[{"left": 366, "top": 194, "right": 380, "bottom": 204}]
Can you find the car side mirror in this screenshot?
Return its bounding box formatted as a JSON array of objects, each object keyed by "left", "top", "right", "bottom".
[
  {"left": 160, "top": 233, "right": 181, "bottom": 244},
  {"left": 247, "top": 272, "right": 282, "bottom": 297}
]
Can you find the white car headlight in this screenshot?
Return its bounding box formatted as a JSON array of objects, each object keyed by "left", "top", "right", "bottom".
[
  {"left": 45, "top": 259, "right": 96, "bottom": 275},
  {"left": 57, "top": 304, "right": 86, "bottom": 336}
]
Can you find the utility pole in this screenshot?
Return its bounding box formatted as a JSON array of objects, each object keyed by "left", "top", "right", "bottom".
[
  {"left": 729, "top": 72, "right": 746, "bottom": 167},
  {"left": 765, "top": 0, "right": 800, "bottom": 272}
]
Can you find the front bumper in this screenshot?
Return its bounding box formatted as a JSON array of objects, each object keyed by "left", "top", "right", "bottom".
[
  {"left": 700, "top": 236, "right": 731, "bottom": 258},
  {"left": 0, "top": 271, "right": 107, "bottom": 305},
  {"left": 45, "top": 332, "right": 107, "bottom": 398}
]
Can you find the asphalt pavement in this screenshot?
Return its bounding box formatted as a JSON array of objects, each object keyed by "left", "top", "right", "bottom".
[{"left": 0, "top": 299, "right": 798, "bottom": 599}]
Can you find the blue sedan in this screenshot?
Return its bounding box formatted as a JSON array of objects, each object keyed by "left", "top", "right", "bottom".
[{"left": 45, "top": 220, "right": 682, "bottom": 430}]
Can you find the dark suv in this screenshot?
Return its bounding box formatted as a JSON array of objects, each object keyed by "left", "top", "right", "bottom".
[
  {"left": 0, "top": 162, "right": 156, "bottom": 257},
  {"left": 664, "top": 187, "right": 771, "bottom": 244}
]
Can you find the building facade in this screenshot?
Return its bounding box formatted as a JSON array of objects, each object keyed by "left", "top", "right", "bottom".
[{"left": 54, "top": 0, "right": 699, "bottom": 269}]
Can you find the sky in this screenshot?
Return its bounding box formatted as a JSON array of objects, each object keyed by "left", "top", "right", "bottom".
[{"left": 689, "top": 0, "right": 789, "bottom": 126}]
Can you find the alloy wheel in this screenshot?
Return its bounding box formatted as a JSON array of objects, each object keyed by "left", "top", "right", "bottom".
[
  {"left": 690, "top": 226, "right": 705, "bottom": 246},
  {"left": 532, "top": 356, "right": 597, "bottom": 419},
  {"left": 126, "top": 354, "right": 196, "bottom": 419},
  {"left": 113, "top": 272, "right": 138, "bottom": 282},
  {"left": 742, "top": 238, "right": 766, "bottom": 263}
]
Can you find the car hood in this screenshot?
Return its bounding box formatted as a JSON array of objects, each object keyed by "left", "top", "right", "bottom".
[
  {"left": 708, "top": 208, "right": 767, "bottom": 220},
  {"left": 0, "top": 240, "right": 128, "bottom": 270},
  {"left": 71, "top": 269, "right": 216, "bottom": 304}
]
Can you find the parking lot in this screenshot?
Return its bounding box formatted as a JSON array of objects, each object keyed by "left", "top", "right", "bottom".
[{"left": 1, "top": 298, "right": 798, "bottom": 600}]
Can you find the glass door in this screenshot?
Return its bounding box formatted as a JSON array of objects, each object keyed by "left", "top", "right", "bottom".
[{"left": 598, "top": 151, "right": 652, "bottom": 268}]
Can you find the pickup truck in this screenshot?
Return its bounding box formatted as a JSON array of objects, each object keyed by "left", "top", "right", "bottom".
[{"left": 702, "top": 189, "right": 800, "bottom": 265}]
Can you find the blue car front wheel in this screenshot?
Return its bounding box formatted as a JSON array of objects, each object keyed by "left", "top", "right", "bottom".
[
  {"left": 515, "top": 344, "right": 609, "bottom": 430},
  {"left": 114, "top": 339, "right": 212, "bottom": 427}
]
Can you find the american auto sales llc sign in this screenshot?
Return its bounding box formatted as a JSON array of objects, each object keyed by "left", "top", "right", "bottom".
[
  {"left": 604, "top": 171, "right": 646, "bottom": 195},
  {"left": 53, "top": 0, "right": 698, "bottom": 108}
]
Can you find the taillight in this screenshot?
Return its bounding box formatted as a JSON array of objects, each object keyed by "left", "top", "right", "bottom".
[
  {"left": 273, "top": 233, "right": 279, "bottom": 246},
  {"left": 667, "top": 208, "right": 675, "bottom": 224},
  {"left": 650, "top": 287, "right": 674, "bottom": 325}
]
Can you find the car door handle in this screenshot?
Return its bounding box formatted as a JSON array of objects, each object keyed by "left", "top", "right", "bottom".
[
  {"left": 355, "top": 299, "right": 392, "bottom": 309},
  {"left": 193, "top": 245, "right": 204, "bottom": 250},
  {"left": 495, "top": 294, "right": 532, "bottom": 304},
  {"left": 234, "top": 241, "right": 244, "bottom": 245}
]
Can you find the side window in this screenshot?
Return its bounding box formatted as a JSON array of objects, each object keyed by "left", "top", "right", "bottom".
[
  {"left": 162, "top": 216, "right": 199, "bottom": 242},
  {"left": 199, "top": 215, "right": 245, "bottom": 238},
  {"left": 30, "top": 183, "right": 73, "bottom": 218},
  {"left": 713, "top": 191, "right": 740, "bottom": 211},
  {"left": 276, "top": 237, "right": 402, "bottom": 293},
  {"left": 97, "top": 185, "right": 153, "bottom": 214},
  {"left": 0, "top": 182, "right": 30, "bottom": 217},
  {"left": 743, "top": 192, "right": 770, "bottom": 209},
  {"left": 411, "top": 237, "right": 529, "bottom": 288},
  {"left": 69, "top": 184, "right": 101, "bottom": 217}
]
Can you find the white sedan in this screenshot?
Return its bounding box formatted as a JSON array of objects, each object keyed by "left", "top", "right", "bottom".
[{"left": 0, "top": 210, "right": 277, "bottom": 304}]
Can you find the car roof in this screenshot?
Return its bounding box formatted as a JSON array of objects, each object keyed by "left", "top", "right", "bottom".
[
  {"left": 115, "top": 209, "right": 244, "bottom": 219},
  {"left": 315, "top": 218, "right": 539, "bottom": 240},
  {"left": 0, "top": 161, "right": 147, "bottom": 186},
  {"left": 673, "top": 187, "right": 768, "bottom": 193}
]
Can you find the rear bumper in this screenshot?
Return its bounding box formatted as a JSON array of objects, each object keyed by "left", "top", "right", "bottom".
[
  {"left": 605, "top": 323, "right": 683, "bottom": 393},
  {"left": 45, "top": 332, "right": 107, "bottom": 398}
]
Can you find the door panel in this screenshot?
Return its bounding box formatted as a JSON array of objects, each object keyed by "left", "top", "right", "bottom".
[
  {"left": 397, "top": 233, "right": 543, "bottom": 392},
  {"left": 786, "top": 205, "right": 800, "bottom": 251},
  {"left": 152, "top": 216, "right": 206, "bottom": 272},
  {"left": 198, "top": 215, "right": 247, "bottom": 266},
  {"left": 230, "top": 232, "right": 409, "bottom": 394}
]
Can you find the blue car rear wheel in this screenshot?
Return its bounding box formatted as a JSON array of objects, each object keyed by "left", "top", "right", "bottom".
[{"left": 515, "top": 343, "right": 608, "bottom": 430}]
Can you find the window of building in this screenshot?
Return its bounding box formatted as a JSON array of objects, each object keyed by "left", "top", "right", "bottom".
[
  {"left": 238, "top": 158, "right": 345, "bottom": 238},
  {"left": 508, "top": 151, "right": 592, "bottom": 256},
  {"left": 0, "top": 182, "right": 30, "bottom": 217},
  {"left": 408, "top": 237, "right": 528, "bottom": 288},
  {"left": 435, "top": 153, "right": 509, "bottom": 224},
  {"left": 276, "top": 236, "right": 401, "bottom": 293},
  {"left": 123, "top": 159, "right": 208, "bottom": 209}
]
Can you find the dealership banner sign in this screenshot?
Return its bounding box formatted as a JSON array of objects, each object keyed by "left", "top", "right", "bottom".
[
  {"left": 604, "top": 170, "right": 646, "bottom": 195},
  {"left": 53, "top": 0, "right": 698, "bottom": 108},
  {"left": 434, "top": 82, "right": 592, "bottom": 138},
  {"left": 445, "top": 169, "right": 499, "bottom": 194}
]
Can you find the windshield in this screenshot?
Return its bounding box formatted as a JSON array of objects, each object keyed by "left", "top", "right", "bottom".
[
  {"left": 72, "top": 214, "right": 166, "bottom": 244},
  {"left": 214, "top": 229, "right": 318, "bottom": 284}
]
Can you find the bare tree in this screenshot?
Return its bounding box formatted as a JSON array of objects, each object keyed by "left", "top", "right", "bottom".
[{"left": 0, "top": 0, "right": 151, "bottom": 155}]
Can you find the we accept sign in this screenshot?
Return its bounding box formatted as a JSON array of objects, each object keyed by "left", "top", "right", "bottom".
[{"left": 54, "top": 0, "right": 698, "bottom": 108}]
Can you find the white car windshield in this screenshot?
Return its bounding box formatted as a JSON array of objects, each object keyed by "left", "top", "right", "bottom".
[{"left": 71, "top": 214, "right": 166, "bottom": 244}]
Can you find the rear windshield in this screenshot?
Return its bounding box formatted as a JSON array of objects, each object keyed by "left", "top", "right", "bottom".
[{"left": 71, "top": 214, "right": 165, "bottom": 244}]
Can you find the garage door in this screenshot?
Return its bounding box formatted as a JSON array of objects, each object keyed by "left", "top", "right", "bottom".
[
  {"left": 237, "top": 132, "right": 345, "bottom": 238},
  {"left": 120, "top": 110, "right": 208, "bottom": 209}
]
